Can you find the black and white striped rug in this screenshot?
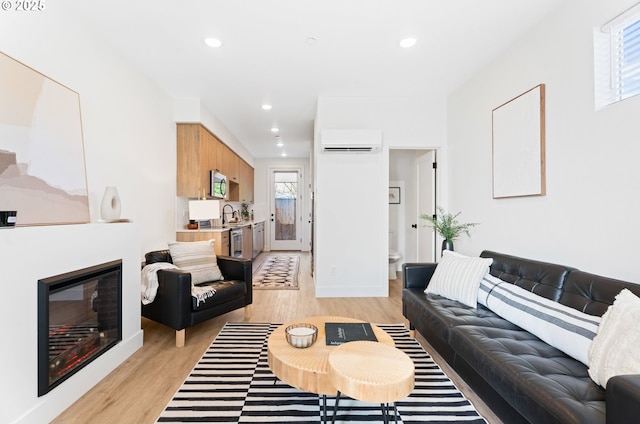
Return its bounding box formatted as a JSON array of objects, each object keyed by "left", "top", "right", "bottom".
[{"left": 156, "top": 322, "right": 487, "bottom": 423}]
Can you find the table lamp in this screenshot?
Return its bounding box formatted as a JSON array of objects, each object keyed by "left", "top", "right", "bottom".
[{"left": 188, "top": 200, "right": 220, "bottom": 231}]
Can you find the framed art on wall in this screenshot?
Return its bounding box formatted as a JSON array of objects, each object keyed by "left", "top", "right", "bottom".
[
  {"left": 492, "top": 84, "right": 546, "bottom": 199},
  {"left": 0, "top": 51, "right": 90, "bottom": 226},
  {"left": 389, "top": 187, "right": 401, "bottom": 204}
]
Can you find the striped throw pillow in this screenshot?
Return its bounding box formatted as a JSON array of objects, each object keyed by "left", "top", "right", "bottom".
[
  {"left": 425, "top": 250, "right": 493, "bottom": 308},
  {"left": 168, "top": 239, "right": 223, "bottom": 285},
  {"left": 477, "top": 273, "right": 504, "bottom": 307},
  {"left": 485, "top": 281, "right": 601, "bottom": 365}
]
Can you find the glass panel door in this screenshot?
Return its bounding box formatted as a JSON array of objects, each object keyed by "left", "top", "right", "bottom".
[{"left": 271, "top": 170, "right": 301, "bottom": 250}]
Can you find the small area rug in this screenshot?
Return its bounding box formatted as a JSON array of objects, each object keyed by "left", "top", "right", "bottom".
[
  {"left": 155, "top": 322, "right": 487, "bottom": 423},
  {"left": 252, "top": 254, "right": 300, "bottom": 290}
]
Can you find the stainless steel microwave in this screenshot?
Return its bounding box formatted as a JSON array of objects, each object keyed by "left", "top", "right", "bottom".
[{"left": 210, "top": 171, "right": 227, "bottom": 199}]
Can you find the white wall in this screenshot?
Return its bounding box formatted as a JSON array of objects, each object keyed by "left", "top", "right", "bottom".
[
  {"left": 314, "top": 97, "right": 446, "bottom": 297},
  {"left": 0, "top": 7, "right": 176, "bottom": 423},
  {"left": 1, "top": 224, "right": 143, "bottom": 424},
  {"left": 447, "top": 0, "right": 640, "bottom": 282},
  {"left": 0, "top": 7, "right": 176, "bottom": 257},
  {"left": 174, "top": 98, "right": 255, "bottom": 167}
]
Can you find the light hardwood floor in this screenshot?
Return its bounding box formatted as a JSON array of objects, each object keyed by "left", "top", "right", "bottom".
[{"left": 52, "top": 252, "right": 502, "bottom": 424}]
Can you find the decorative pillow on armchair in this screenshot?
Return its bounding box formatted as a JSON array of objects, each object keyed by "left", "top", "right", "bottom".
[
  {"left": 168, "top": 239, "right": 223, "bottom": 285},
  {"left": 425, "top": 250, "right": 493, "bottom": 308}
]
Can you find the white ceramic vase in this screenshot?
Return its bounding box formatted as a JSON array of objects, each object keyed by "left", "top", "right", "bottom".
[{"left": 100, "top": 186, "right": 121, "bottom": 222}]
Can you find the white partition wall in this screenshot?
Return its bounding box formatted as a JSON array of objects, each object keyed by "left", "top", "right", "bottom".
[{"left": 0, "top": 223, "right": 143, "bottom": 424}]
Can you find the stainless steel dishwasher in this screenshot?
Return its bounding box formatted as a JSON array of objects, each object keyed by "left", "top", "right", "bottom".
[
  {"left": 230, "top": 227, "right": 243, "bottom": 258},
  {"left": 252, "top": 221, "right": 264, "bottom": 258}
]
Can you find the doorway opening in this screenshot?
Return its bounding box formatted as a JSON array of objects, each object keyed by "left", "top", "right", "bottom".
[{"left": 389, "top": 149, "right": 437, "bottom": 267}]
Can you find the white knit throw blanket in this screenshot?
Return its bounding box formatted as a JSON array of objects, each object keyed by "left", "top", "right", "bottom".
[
  {"left": 141, "top": 263, "right": 218, "bottom": 307},
  {"left": 141, "top": 262, "right": 179, "bottom": 305},
  {"left": 192, "top": 284, "right": 217, "bottom": 307}
]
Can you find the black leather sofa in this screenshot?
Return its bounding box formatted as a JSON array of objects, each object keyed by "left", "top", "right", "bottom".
[
  {"left": 402, "top": 250, "right": 640, "bottom": 424},
  {"left": 143, "top": 250, "right": 252, "bottom": 347}
]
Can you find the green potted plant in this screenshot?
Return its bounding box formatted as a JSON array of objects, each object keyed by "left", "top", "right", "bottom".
[
  {"left": 420, "top": 206, "right": 479, "bottom": 254},
  {"left": 240, "top": 203, "right": 250, "bottom": 221}
]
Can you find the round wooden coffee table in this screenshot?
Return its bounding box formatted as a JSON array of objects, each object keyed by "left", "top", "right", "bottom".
[
  {"left": 328, "top": 340, "right": 415, "bottom": 423},
  {"left": 267, "top": 316, "right": 394, "bottom": 422}
]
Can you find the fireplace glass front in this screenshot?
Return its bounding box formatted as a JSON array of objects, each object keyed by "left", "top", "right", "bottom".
[{"left": 38, "top": 260, "right": 122, "bottom": 396}]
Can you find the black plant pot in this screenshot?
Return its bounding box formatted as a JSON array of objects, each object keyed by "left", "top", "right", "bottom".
[{"left": 441, "top": 239, "right": 454, "bottom": 256}]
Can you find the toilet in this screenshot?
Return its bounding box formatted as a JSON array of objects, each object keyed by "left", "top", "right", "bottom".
[{"left": 389, "top": 250, "right": 402, "bottom": 280}]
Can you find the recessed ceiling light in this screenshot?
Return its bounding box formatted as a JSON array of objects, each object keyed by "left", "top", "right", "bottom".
[
  {"left": 262, "top": 104, "right": 272, "bottom": 110},
  {"left": 399, "top": 37, "right": 417, "bottom": 48},
  {"left": 270, "top": 127, "right": 279, "bottom": 133},
  {"left": 281, "top": 152, "right": 287, "bottom": 157},
  {"left": 276, "top": 140, "right": 284, "bottom": 147},
  {"left": 204, "top": 38, "right": 222, "bottom": 48}
]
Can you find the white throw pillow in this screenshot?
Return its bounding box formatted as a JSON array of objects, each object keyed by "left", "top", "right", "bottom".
[
  {"left": 485, "top": 281, "right": 601, "bottom": 366},
  {"left": 425, "top": 250, "right": 493, "bottom": 308},
  {"left": 588, "top": 289, "right": 640, "bottom": 387},
  {"left": 168, "top": 239, "right": 223, "bottom": 285}
]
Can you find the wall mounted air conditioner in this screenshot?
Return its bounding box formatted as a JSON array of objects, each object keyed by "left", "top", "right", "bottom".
[{"left": 320, "top": 129, "right": 382, "bottom": 153}]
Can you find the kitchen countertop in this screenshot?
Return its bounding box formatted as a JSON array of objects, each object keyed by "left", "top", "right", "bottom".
[
  {"left": 177, "top": 219, "right": 265, "bottom": 232},
  {"left": 176, "top": 228, "right": 229, "bottom": 233}
]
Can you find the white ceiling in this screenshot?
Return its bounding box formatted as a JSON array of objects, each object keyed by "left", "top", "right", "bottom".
[{"left": 63, "top": 0, "right": 565, "bottom": 159}]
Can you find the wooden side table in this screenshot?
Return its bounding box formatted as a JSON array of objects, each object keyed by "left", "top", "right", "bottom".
[{"left": 328, "top": 340, "right": 415, "bottom": 423}]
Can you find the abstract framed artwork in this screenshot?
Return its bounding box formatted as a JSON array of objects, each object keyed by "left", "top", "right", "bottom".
[
  {"left": 389, "top": 187, "right": 401, "bottom": 204},
  {"left": 492, "top": 84, "right": 546, "bottom": 199},
  {"left": 0, "top": 51, "right": 89, "bottom": 226}
]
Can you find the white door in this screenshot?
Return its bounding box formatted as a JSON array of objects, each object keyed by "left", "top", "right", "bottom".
[
  {"left": 416, "top": 151, "right": 436, "bottom": 262},
  {"left": 270, "top": 169, "right": 302, "bottom": 251}
]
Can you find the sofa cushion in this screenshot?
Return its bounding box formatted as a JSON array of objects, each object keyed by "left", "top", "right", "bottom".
[
  {"left": 589, "top": 289, "right": 640, "bottom": 388},
  {"left": 191, "top": 279, "right": 247, "bottom": 312},
  {"left": 483, "top": 279, "right": 601, "bottom": 366},
  {"left": 168, "top": 239, "right": 223, "bottom": 285},
  {"left": 560, "top": 270, "right": 640, "bottom": 316},
  {"left": 403, "top": 287, "right": 520, "bottom": 346},
  {"left": 425, "top": 251, "right": 492, "bottom": 308},
  {"left": 480, "top": 250, "right": 573, "bottom": 302},
  {"left": 450, "top": 325, "right": 605, "bottom": 424}
]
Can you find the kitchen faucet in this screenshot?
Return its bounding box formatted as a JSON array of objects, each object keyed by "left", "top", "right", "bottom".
[{"left": 222, "top": 204, "right": 234, "bottom": 225}]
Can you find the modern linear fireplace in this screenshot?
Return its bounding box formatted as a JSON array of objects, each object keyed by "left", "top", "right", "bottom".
[{"left": 37, "top": 260, "right": 122, "bottom": 396}]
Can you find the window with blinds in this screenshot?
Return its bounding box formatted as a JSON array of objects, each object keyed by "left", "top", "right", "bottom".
[{"left": 594, "top": 3, "right": 640, "bottom": 110}]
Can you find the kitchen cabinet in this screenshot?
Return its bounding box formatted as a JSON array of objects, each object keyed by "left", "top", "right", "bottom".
[
  {"left": 242, "top": 225, "right": 253, "bottom": 260},
  {"left": 238, "top": 160, "right": 254, "bottom": 203},
  {"left": 176, "top": 230, "right": 230, "bottom": 256},
  {"left": 176, "top": 124, "right": 217, "bottom": 198},
  {"left": 252, "top": 221, "right": 264, "bottom": 258},
  {"left": 218, "top": 143, "right": 239, "bottom": 183},
  {"left": 176, "top": 122, "right": 253, "bottom": 204}
]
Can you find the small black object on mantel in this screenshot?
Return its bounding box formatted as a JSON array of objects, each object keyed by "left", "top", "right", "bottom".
[{"left": 0, "top": 211, "right": 17, "bottom": 228}]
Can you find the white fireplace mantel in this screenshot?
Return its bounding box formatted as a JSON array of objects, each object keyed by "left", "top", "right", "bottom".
[{"left": 0, "top": 223, "right": 143, "bottom": 424}]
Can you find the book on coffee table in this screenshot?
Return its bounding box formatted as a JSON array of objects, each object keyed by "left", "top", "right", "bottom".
[{"left": 325, "top": 322, "right": 378, "bottom": 345}]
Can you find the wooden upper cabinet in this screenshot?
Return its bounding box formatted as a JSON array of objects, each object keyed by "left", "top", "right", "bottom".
[
  {"left": 219, "top": 143, "right": 239, "bottom": 183},
  {"left": 177, "top": 123, "right": 253, "bottom": 203},
  {"left": 177, "top": 124, "right": 203, "bottom": 198},
  {"left": 238, "top": 160, "right": 254, "bottom": 203},
  {"left": 211, "top": 135, "right": 222, "bottom": 173},
  {"left": 176, "top": 124, "right": 217, "bottom": 198}
]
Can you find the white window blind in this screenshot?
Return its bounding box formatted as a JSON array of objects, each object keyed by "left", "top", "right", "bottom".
[{"left": 594, "top": 3, "right": 640, "bottom": 109}]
